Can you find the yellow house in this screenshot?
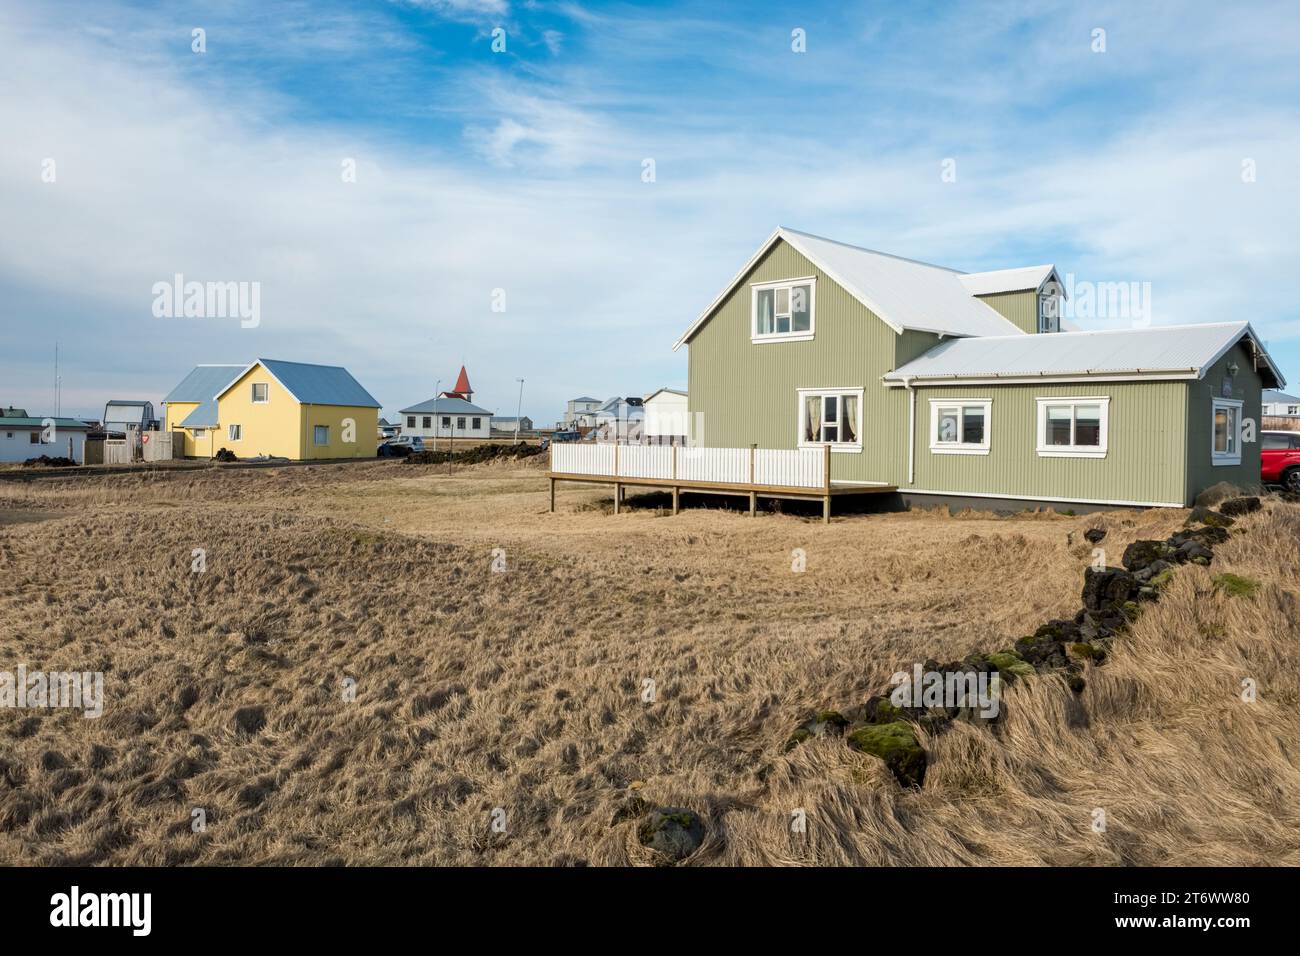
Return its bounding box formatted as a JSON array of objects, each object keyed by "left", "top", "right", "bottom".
[{"left": 163, "top": 359, "right": 381, "bottom": 460}]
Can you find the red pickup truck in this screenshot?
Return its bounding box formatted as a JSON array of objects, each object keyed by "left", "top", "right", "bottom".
[{"left": 1262, "top": 431, "right": 1300, "bottom": 491}]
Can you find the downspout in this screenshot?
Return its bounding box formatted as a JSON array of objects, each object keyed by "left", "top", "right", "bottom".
[{"left": 904, "top": 376, "right": 916, "bottom": 485}]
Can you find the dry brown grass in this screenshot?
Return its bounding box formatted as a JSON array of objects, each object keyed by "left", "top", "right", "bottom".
[{"left": 1, "top": 461, "right": 1297, "bottom": 865}]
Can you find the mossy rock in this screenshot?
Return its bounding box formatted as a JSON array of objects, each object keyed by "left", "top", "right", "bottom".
[
  {"left": 1212, "top": 572, "right": 1260, "bottom": 598},
  {"left": 784, "top": 710, "right": 849, "bottom": 751},
  {"left": 1149, "top": 567, "right": 1176, "bottom": 590},
  {"left": 1186, "top": 506, "right": 1235, "bottom": 529},
  {"left": 637, "top": 807, "right": 705, "bottom": 861},
  {"left": 1067, "top": 642, "right": 1104, "bottom": 663},
  {"left": 1120, "top": 600, "right": 1141, "bottom": 620},
  {"left": 846, "top": 721, "right": 926, "bottom": 788},
  {"left": 985, "top": 651, "right": 1035, "bottom": 681}
]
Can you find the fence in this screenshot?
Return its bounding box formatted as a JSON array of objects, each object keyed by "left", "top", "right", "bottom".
[
  {"left": 550, "top": 443, "right": 828, "bottom": 490},
  {"left": 85, "top": 431, "right": 180, "bottom": 465}
]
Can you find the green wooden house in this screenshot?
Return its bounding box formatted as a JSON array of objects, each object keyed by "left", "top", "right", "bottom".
[{"left": 674, "top": 228, "right": 1285, "bottom": 510}]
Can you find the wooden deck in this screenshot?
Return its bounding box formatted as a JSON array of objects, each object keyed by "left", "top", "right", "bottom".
[{"left": 547, "top": 443, "right": 895, "bottom": 523}]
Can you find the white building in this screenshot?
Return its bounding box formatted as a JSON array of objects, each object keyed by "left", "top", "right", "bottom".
[
  {"left": 398, "top": 397, "right": 494, "bottom": 440},
  {"left": 0, "top": 408, "right": 91, "bottom": 463},
  {"left": 563, "top": 396, "right": 601, "bottom": 428},
  {"left": 643, "top": 388, "right": 688, "bottom": 442},
  {"left": 594, "top": 397, "right": 644, "bottom": 442},
  {"left": 1264, "top": 390, "right": 1300, "bottom": 416}
]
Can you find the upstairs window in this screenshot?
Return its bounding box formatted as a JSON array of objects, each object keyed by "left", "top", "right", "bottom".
[
  {"left": 930, "top": 400, "right": 991, "bottom": 455},
  {"left": 1212, "top": 399, "right": 1242, "bottom": 466},
  {"left": 251, "top": 383, "right": 269, "bottom": 404},
  {"left": 1036, "top": 397, "right": 1108, "bottom": 458},
  {"left": 752, "top": 278, "right": 815, "bottom": 343},
  {"left": 1037, "top": 293, "right": 1060, "bottom": 333}
]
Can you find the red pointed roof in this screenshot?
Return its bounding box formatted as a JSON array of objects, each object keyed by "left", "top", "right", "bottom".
[{"left": 438, "top": 365, "right": 473, "bottom": 400}]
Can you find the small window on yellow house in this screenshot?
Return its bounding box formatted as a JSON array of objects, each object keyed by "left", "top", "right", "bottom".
[
  {"left": 251, "top": 383, "right": 269, "bottom": 404},
  {"left": 314, "top": 425, "right": 329, "bottom": 446}
]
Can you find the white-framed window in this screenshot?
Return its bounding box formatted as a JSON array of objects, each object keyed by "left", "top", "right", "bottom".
[
  {"left": 752, "top": 277, "right": 816, "bottom": 343},
  {"left": 457, "top": 416, "right": 466, "bottom": 430},
  {"left": 929, "top": 399, "right": 991, "bottom": 455},
  {"left": 29, "top": 432, "right": 40, "bottom": 444},
  {"left": 422, "top": 416, "right": 431, "bottom": 429},
  {"left": 1288, "top": 404, "right": 1299, "bottom": 415},
  {"left": 407, "top": 415, "right": 416, "bottom": 428},
  {"left": 797, "top": 387, "right": 862, "bottom": 452},
  {"left": 441, "top": 416, "right": 450, "bottom": 428},
  {"left": 314, "top": 425, "right": 329, "bottom": 446},
  {"left": 1038, "top": 293, "right": 1060, "bottom": 333},
  {"left": 472, "top": 417, "right": 481, "bottom": 429},
  {"left": 228, "top": 424, "right": 242, "bottom": 441},
  {"left": 193, "top": 428, "right": 206, "bottom": 439},
  {"left": 1212, "top": 398, "right": 1242, "bottom": 466},
  {"left": 251, "top": 383, "right": 269, "bottom": 404},
  {"left": 1036, "top": 397, "right": 1109, "bottom": 458}
]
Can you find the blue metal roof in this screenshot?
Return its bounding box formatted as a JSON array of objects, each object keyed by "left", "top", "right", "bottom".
[
  {"left": 179, "top": 400, "right": 220, "bottom": 428},
  {"left": 216, "top": 359, "right": 381, "bottom": 408},
  {"left": 163, "top": 365, "right": 245, "bottom": 405}
]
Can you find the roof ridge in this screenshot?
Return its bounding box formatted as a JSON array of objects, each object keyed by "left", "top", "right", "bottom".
[
  {"left": 779, "top": 227, "right": 963, "bottom": 274},
  {"left": 933, "top": 321, "right": 1249, "bottom": 344}
]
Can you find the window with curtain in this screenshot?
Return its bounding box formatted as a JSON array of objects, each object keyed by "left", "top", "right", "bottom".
[
  {"left": 753, "top": 279, "right": 815, "bottom": 340},
  {"left": 1212, "top": 399, "right": 1242, "bottom": 465},
  {"left": 799, "top": 389, "right": 862, "bottom": 449}
]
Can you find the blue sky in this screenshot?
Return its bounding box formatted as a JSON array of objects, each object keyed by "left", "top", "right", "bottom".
[{"left": 3, "top": 0, "right": 1299, "bottom": 422}]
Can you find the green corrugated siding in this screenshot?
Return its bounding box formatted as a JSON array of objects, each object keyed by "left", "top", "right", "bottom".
[
  {"left": 978, "top": 291, "right": 1038, "bottom": 334},
  {"left": 686, "top": 239, "right": 910, "bottom": 484},
  {"left": 1184, "top": 341, "right": 1264, "bottom": 499},
  {"left": 905, "top": 381, "right": 1189, "bottom": 505}
]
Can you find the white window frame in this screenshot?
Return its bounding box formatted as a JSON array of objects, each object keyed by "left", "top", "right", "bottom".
[
  {"left": 796, "top": 386, "right": 863, "bottom": 453},
  {"left": 228, "top": 424, "right": 242, "bottom": 442},
  {"left": 751, "top": 277, "right": 816, "bottom": 344},
  {"left": 251, "top": 382, "right": 269, "bottom": 404},
  {"left": 1036, "top": 396, "right": 1109, "bottom": 458},
  {"left": 313, "top": 425, "right": 329, "bottom": 446},
  {"left": 1211, "top": 398, "right": 1243, "bottom": 466},
  {"left": 1037, "top": 292, "right": 1060, "bottom": 334},
  {"left": 193, "top": 428, "right": 206, "bottom": 439},
  {"left": 929, "top": 399, "right": 992, "bottom": 455}
]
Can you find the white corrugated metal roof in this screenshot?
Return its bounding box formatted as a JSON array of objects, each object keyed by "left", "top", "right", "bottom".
[
  {"left": 958, "top": 265, "right": 1058, "bottom": 297},
  {"left": 883, "top": 321, "right": 1284, "bottom": 385},
  {"left": 674, "top": 227, "right": 1026, "bottom": 350}
]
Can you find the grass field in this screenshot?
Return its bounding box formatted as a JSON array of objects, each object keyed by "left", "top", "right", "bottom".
[{"left": 1, "top": 458, "right": 1297, "bottom": 865}]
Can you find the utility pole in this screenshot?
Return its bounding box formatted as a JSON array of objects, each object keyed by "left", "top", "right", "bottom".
[{"left": 515, "top": 378, "right": 524, "bottom": 443}]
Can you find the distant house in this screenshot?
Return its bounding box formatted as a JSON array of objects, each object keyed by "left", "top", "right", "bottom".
[
  {"left": 1263, "top": 390, "right": 1300, "bottom": 416},
  {"left": 643, "top": 388, "right": 688, "bottom": 442},
  {"left": 162, "top": 365, "right": 245, "bottom": 458},
  {"left": 163, "top": 358, "right": 381, "bottom": 460},
  {"left": 400, "top": 366, "right": 494, "bottom": 439},
  {"left": 491, "top": 416, "right": 533, "bottom": 435},
  {"left": 563, "top": 396, "right": 601, "bottom": 428},
  {"left": 595, "top": 396, "right": 644, "bottom": 442},
  {"left": 400, "top": 397, "right": 493, "bottom": 439},
  {"left": 0, "top": 407, "right": 91, "bottom": 463},
  {"left": 103, "top": 400, "right": 156, "bottom": 435},
  {"left": 378, "top": 418, "right": 401, "bottom": 440}
]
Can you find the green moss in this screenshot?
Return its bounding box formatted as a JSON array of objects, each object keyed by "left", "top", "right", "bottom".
[
  {"left": 1212, "top": 572, "right": 1260, "bottom": 598},
  {"left": 1149, "top": 567, "right": 1176, "bottom": 590},
  {"left": 815, "top": 710, "right": 848, "bottom": 727},
  {"left": 1067, "top": 642, "right": 1102, "bottom": 662},
  {"left": 1121, "top": 600, "right": 1141, "bottom": 620},
  {"left": 846, "top": 721, "right": 926, "bottom": 788},
  {"left": 986, "top": 651, "right": 1036, "bottom": 681}
]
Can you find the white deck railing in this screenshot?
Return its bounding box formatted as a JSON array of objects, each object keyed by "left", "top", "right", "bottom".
[{"left": 551, "top": 443, "right": 828, "bottom": 490}]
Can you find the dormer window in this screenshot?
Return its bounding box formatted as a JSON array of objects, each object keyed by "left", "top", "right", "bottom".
[
  {"left": 752, "top": 277, "right": 815, "bottom": 343},
  {"left": 1037, "top": 291, "right": 1060, "bottom": 333}
]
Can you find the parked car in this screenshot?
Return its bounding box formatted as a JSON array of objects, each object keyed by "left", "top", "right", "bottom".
[
  {"left": 378, "top": 436, "right": 423, "bottom": 458},
  {"left": 1261, "top": 430, "right": 1300, "bottom": 491}
]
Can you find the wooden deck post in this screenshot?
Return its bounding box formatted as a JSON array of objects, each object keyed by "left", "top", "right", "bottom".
[
  {"left": 672, "top": 444, "right": 678, "bottom": 480},
  {"left": 614, "top": 482, "right": 621, "bottom": 514},
  {"left": 823, "top": 444, "right": 832, "bottom": 524},
  {"left": 672, "top": 486, "right": 680, "bottom": 515},
  {"left": 823, "top": 495, "right": 831, "bottom": 524},
  {"left": 749, "top": 491, "right": 757, "bottom": 516},
  {"left": 549, "top": 477, "right": 555, "bottom": 512}
]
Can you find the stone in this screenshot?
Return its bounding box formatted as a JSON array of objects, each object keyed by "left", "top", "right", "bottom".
[
  {"left": 985, "top": 651, "right": 1036, "bottom": 682},
  {"left": 1084, "top": 527, "right": 1107, "bottom": 544},
  {"left": 1219, "top": 496, "right": 1261, "bottom": 517},
  {"left": 1082, "top": 567, "right": 1137, "bottom": 611},
  {"left": 1186, "top": 506, "right": 1234, "bottom": 528},
  {"left": 1121, "top": 540, "right": 1176, "bottom": 572},
  {"left": 846, "top": 721, "right": 926, "bottom": 788},
  {"left": 638, "top": 808, "right": 705, "bottom": 861},
  {"left": 1194, "top": 481, "right": 1242, "bottom": 508}
]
